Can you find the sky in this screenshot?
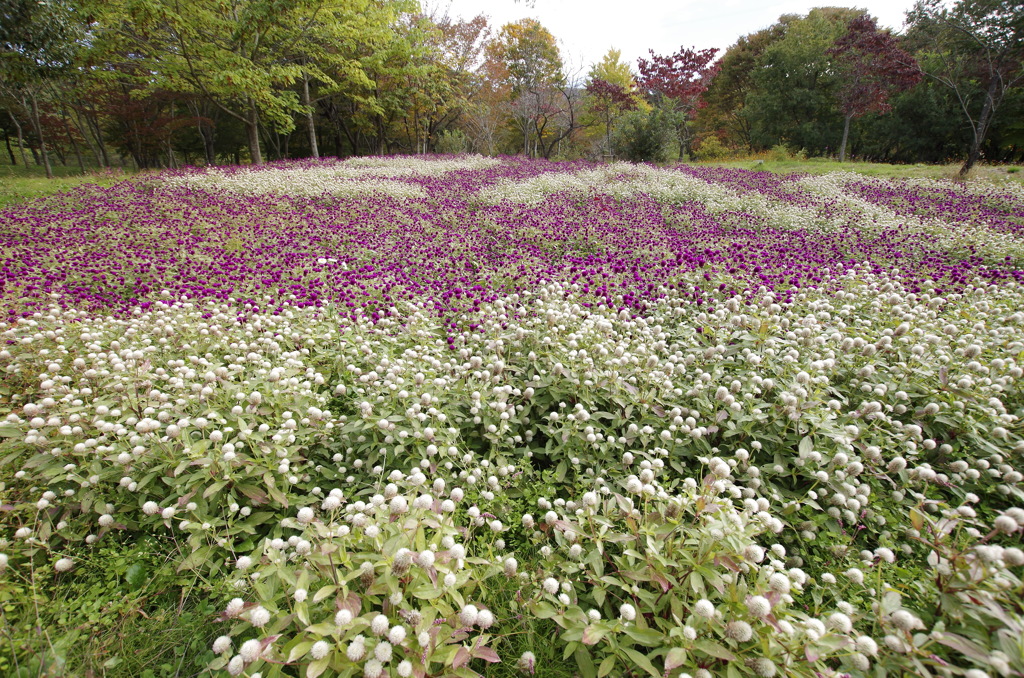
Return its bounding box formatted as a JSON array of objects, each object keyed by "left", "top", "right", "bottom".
[{"left": 436, "top": 0, "right": 920, "bottom": 74}]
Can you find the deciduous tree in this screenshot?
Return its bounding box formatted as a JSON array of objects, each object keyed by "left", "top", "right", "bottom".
[
  {"left": 829, "top": 15, "right": 921, "bottom": 162},
  {"left": 485, "top": 18, "right": 563, "bottom": 156},
  {"left": 906, "top": 0, "right": 1024, "bottom": 176},
  {"left": 636, "top": 46, "right": 718, "bottom": 159}
]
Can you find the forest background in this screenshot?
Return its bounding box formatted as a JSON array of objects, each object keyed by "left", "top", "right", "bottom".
[{"left": 0, "top": 0, "right": 1021, "bottom": 178}]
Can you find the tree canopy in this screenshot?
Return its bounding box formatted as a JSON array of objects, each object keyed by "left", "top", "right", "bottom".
[{"left": 1, "top": 1, "right": 1021, "bottom": 170}]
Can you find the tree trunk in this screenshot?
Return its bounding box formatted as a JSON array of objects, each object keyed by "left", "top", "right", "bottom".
[
  {"left": 302, "top": 70, "right": 319, "bottom": 159},
  {"left": 246, "top": 104, "right": 263, "bottom": 164},
  {"left": 62, "top": 115, "right": 85, "bottom": 173},
  {"left": 8, "top": 112, "right": 29, "bottom": 167},
  {"left": 839, "top": 114, "right": 852, "bottom": 163},
  {"left": 4, "top": 134, "right": 15, "bottom": 164},
  {"left": 71, "top": 109, "right": 104, "bottom": 168},
  {"left": 28, "top": 91, "right": 54, "bottom": 179},
  {"left": 88, "top": 110, "right": 110, "bottom": 167},
  {"left": 959, "top": 77, "right": 1000, "bottom": 178}
]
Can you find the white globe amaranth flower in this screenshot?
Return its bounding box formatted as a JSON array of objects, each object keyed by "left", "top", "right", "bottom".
[
  {"left": 239, "top": 638, "right": 262, "bottom": 663},
  {"left": 855, "top": 635, "right": 879, "bottom": 657},
  {"left": 725, "top": 620, "right": 754, "bottom": 642},
  {"left": 693, "top": 599, "right": 715, "bottom": 619},
  {"left": 994, "top": 515, "right": 1019, "bottom": 534},
  {"left": 748, "top": 658, "right": 777, "bottom": 677},
  {"left": 459, "top": 604, "right": 479, "bottom": 627},
  {"left": 619, "top": 603, "right": 637, "bottom": 621},
  {"left": 542, "top": 577, "right": 559, "bottom": 595},
  {"left": 747, "top": 595, "right": 771, "bottom": 618},
  {"left": 296, "top": 506, "right": 315, "bottom": 524},
  {"left": 212, "top": 635, "right": 232, "bottom": 654},
  {"left": 54, "top": 558, "right": 74, "bottom": 572},
  {"left": 309, "top": 640, "right": 330, "bottom": 660},
  {"left": 371, "top": 614, "right": 390, "bottom": 635},
  {"left": 374, "top": 640, "right": 392, "bottom": 663},
  {"left": 477, "top": 608, "right": 495, "bottom": 629},
  {"left": 227, "top": 655, "right": 245, "bottom": 676},
  {"left": 225, "top": 598, "right": 245, "bottom": 617},
  {"left": 518, "top": 651, "right": 536, "bottom": 674},
  {"left": 248, "top": 605, "right": 271, "bottom": 627},
  {"left": 828, "top": 612, "right": 853, "bottom": 633},
  {"left": 346, "top": 636, "right": 366, "bottom": 661}
]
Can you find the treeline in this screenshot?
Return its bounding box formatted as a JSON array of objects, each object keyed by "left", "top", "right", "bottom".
[{"left": 0, "top": 0, "right": 1021, "bottom": 177}]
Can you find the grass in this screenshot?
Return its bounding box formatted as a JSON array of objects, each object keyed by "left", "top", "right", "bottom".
[
  {"left": 0, "top": 535, "right": 221, "bottom": 678},
  {"left": 0, "top": 160, "right": 133, "bottom": 208},
  {"left": 699, "top": 156, "right": 1024, "bottom": 183}
]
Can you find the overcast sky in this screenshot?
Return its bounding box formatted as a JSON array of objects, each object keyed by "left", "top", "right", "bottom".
[{"left": 435, "top": 0, "right": 919, "bottom": 74}]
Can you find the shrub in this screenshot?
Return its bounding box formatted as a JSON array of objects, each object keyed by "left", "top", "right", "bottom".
[{"left": 611, "top": 109, "right": 675, "bottom": 163}]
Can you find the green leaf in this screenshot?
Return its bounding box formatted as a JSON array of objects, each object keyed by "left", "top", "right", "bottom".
[
  {"left": 623, "top": 626, "right": 663, "bottom": 646},
  {"left": 313, "top": 585, "right": 337, "bottom": 604},
  {"left": 287, "top": 641, "right": 314, "bottom": 663},
  {"left": 694, "top": 639, "right": 736, "bottom": 662},
  {"left": 574, "top": 645, "right": 597, "bottom": 678},
  {"left": 203, "top": 481, "right": 227, "bottom": 499},
  {"left": 306, "top": 655, "right": 330, "bottom": 678},
  {"left": 124, "top": 563, "right": 147, "bottom": 590},
  {"left": 665, "top": 648, "right": 687, "bottom": 671},
  {"left": 533, "top": 601, "right": 557, "bottom": 619},
  {"left": 598, "top": 654, "right": 616, "bottom": 677},
  {"left": 410, "top": 583, "right": 445, "bottom": 600},
  {"left": 621, "top": 647, "right": 661, "bottom": 678},
  {"left": 176, "top": 545, "right": 211, "bottom": 573},
  {"left": 582, "top": 624, "right": 607, "bottom": 646}
]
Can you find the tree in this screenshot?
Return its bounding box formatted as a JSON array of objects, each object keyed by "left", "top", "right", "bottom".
[
  {"left": 636, "top": 46, "right": 718, "bottom": 159},
  {"left": 745, "top": 8, "right": 862, "bottom": 154},
  {"left": 584, "top": 49, "right": 641, "bottom": 156},
  {"left": 828, "top": 15, "right": 921, "bottom": 162},
  {"left": 906, "top": 0, "right": 1024, "bottom": 176},
  {"left": 0, "top": 0, "right": 82, "bottom": 178},
  {"left": 485, "top": 18, "right": 563, "bottom": 156},
  {"left": 84, "top": 0, "right": 407, "bottom": 164},
  {"left": 696, "top": 25, "right": 786, "bottom": 152},
  {"left": 612, "top": 107, "right": 676, "bottom": 162},
  {"left": 586, "top": 78, "right": 636, "bottom": 156}
]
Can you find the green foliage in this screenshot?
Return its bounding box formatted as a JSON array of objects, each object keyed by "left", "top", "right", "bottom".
[
  {"left": 3, "top": 160, "right": 1024, "bottom": 677},
  {"left": 435, "top": 130, "right": 471, "bottom": 155},
  {"left": 693, "top": 136, "right": 731, "bottom": 161},
  {"left": 611, "top": 108, "right": 676, "bottom": 163}
]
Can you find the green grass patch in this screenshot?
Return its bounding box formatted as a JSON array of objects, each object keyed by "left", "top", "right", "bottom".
[
  {"left": 0, "top": 161, "right": 133, "bottom": 208},
  {"left": 700, "top": 158, "right": 1024, "bottom": 183}
]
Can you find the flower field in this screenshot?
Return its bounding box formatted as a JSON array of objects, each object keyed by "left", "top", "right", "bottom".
[{"left": 1, "top": 155, "right": 1024, "bottom": 678}]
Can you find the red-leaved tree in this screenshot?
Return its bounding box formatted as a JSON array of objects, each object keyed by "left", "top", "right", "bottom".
[
  {"left": 828, "top": 15, "right": 921, "bottom": 162},
  {"left": 585, "top": 78, "right": 637, "bottom": 155},
  {"left": 636, "top": 46, "right": 718, "bottom": 159}
]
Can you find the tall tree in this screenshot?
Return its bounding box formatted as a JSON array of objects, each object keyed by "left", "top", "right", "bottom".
[
  {"left": 84, "top": 0, "right": 406, "bottom": 164},
  {"left": 636, "top": 45, "right": 718, "bottom": 159},
  {"left": 906, "top": 0, "right": 1024, "bottom": 176},
  {"left": 485, "top": 18, "right": 563, "bottom": 156},
  {"left": 585, "top": 78, "right": 636, "bottom": 156},
  {"left": 745, "top": 8, "right": 862, "bottom": 154},
  {"left": 696, "top": 25, "right": 785, "bottom": 152},
  {"left": 828, "top": 15, "right": 921, "bottom": 162},
  {"left": 0, "top": 0, "right": 81, "bottom": 178}
]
